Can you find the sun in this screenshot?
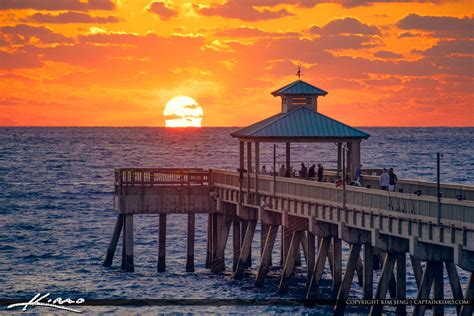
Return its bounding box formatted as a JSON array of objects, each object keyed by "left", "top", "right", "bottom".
[{"left": 163, "top": 96, "right": 203, "bottom": 127}]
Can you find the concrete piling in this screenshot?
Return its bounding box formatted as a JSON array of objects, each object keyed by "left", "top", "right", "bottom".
[
  {"left": 158, "top": 213, "right": 166, "bottom": 272},
  {"left": 186, "top": 213, "right": 195, "bottom": 272}
]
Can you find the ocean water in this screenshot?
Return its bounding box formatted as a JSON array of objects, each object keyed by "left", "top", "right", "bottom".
[{"left": 0, "top": 127, "right": 473, "bottom": 315}]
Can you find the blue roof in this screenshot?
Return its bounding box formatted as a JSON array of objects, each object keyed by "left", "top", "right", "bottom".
[
  {"left": 231, "top": 107, "right": 370, "bottom": 139},
  {"left": 271, "top": 80, "right": 328, "bottom": 96}
]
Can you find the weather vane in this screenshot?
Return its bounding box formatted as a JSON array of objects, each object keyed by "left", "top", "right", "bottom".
[{"left": 296, "top": 66, "right": 302, "bottom": 79}]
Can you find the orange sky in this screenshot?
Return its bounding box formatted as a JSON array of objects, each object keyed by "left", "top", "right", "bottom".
[{"left": 0, "top": 0, "right": 473, "bottom": 126}]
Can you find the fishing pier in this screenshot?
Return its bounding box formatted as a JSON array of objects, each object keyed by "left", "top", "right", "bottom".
[{"left": 103, "top": 80, "right": 474, "bottom": 315}]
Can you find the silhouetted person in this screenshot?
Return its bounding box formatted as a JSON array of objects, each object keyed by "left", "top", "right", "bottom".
[
  {"left": 261, "top": 165, "right": 267, "bottom": 174},
  {"left": 388, "top": 168, "right": 398, "bottom": 192},
  {"left": 299, "top": 163, "right": 307, "bottom": 179},
  {"left": 317, "top": 164, "right": 324, "bottom": 182},
  {"left": 308, "top": 164, "right": 316, "bottom": 180},
  {"left": 355, "top": 163, "right": 363, "bottom": 184},
  {"left": 380, "top": 168, "right": 390, "bottom": 191},
  {"left": 279, "top": 165, "right": 286, "bottom": 177}
]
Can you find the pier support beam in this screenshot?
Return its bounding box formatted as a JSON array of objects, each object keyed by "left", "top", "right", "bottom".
[
  {"left": 212, "top": 214, "right": 231, "bottom": 273},
  {"left": 332, "top": 237, "right": 342, "bottom": 295},
  {"left": 124, "top": 214, "right": 134, "bottom": 272},
  {"left": 369, "top": 252, "right": 397, "bottom": 316},
  {"left": 255, "top": 225, "right": 278, "bottom": 287},
  {"left": 396, "top": 253, "right": 407, "bottom": 316},
  {"left": 334, "top": 244, "right": 362, "bottom": 315},
  {"left": 460, "top": 272, "right": 473, "bottom": 316},
  {"left": 232, "top": 219, "right": 241, "bottom": 272},
  {"left": 158, "top": 214, "right": 166, "bottom": 272},
  {"left": 241, "top": 220, "right": 251, "bottom": 268},
  {"left": 234, "top": 220, "right": 257, "bottom": 279},
  {"left": 279, "top": 231, "right": 304, "bottom": 293},
  {"left": 445, "top": 261, "right": 463, "bottom": 313},
  {"left": 413, "top": 261, "right": 435, "bottom": 316},
  {"left": 186, "top": 213, "right": 195, "bottom": 272},
  {"left": 363, "top": 244, "right": 373, "bottom": 299},
  {"left": 103, "top": 214, "right": 124, "bottom": 267},
  {"left": 306, "top": 236, "right": 331, "bottom": 299},
  {"left": 432, "top": 261, "right": 444, "bottom": 316},
  {"left": 305, "top": 231, "right": 316, "bottom": 281}
]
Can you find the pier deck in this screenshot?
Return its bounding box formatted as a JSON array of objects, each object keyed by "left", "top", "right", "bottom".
[{"left": 105, "top": 168, "right": 474, "bottom": 315}]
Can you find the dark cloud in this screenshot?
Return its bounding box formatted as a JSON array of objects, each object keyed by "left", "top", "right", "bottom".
[
  {"left": 23, "top": 12, "right": 121, "bottom": 24},
  {"left": 0, "top": 0, "right": 116, "bottom": 11},
  {"left": 316, "top": 17, "right": 381, "bottom": 35},
  {"left": 146, "top": 1, "right": 178, "bottom": 21},
  {"left": 374, "top": 50, "right": 403, "bottom": 59},
  {"left": 397, "top": 14, "right": 474, "bottom": 39},
  {"left": 194, "top": 1, "right": 293, "bottom": 21},
  {"left": 0, "top": 24, "right": 74, "bottom": 45},
  {"left": 398, "top": 31, "right": 420, "bottom": 38},
  {"left": 418, "top": 39, "right": 474, "bottom": 57},
  {"left": 214, "top": 26, "right": 298, "bottom": 37},
  {"left": 338, "top": 0, "right": 443, "bottom": 8}
]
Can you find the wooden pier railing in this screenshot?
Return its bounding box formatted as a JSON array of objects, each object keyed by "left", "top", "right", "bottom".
[
  {"left": 115, "top": 168, "right": 209, "bottom": 187},
  {"left": 211, "top": 169, "right": 474, "bottom": 225}
]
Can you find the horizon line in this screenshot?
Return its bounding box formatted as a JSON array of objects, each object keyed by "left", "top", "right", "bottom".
[{"left": 0, "top": 125, "right": 473, "bottom": 128}]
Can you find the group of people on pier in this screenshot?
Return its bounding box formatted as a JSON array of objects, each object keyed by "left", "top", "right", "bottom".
[{"left": 259, "top": 162, "right": 399, "bottom": 192}]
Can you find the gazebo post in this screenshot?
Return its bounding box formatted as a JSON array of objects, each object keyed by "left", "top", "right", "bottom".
[
  {"left": 247, "top": 141, "right": 252, "bottom": 204},
  {"left": 351, "top": 140, "right": 361, "bottom": 181},
  {"left": 255, "top": 141, "right": 260, "bottom": 204},
  {"left": 285, "top": 142, "right": 291, "bottom": 177},
  {"left": 346, "top": 142, "right": 352, "bottom": 182},
  {"left": 337, "top": 143, "right": 342, "bottom": 176},
  {"left": 239, "top": 140, "right": 244, "bottom": 203}
]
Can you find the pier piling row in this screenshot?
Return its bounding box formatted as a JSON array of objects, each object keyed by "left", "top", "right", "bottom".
[{"left": 104, "top": 168, "right": 474, "bottom": 315}]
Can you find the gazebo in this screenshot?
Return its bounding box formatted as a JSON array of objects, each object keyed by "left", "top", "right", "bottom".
[{"left": 231, "top": 79, "right": 370, "bottom": 186}]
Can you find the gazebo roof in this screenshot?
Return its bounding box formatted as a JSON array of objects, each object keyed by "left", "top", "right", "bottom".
[
  {"left": 271, "top": 80, "right": 328, "bottom": 97},
  {"left": 231, "top": 107, "right": 370, "bottom": 141}
]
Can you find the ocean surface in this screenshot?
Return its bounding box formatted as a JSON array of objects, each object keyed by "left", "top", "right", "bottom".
[{"left": 0, "top": 127, "right": 473, "bottom": 315}]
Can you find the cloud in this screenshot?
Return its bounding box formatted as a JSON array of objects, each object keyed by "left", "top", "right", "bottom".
[
  {"left": 194, "top": 1, "right": 293, "bottom": 21},
  {"left": 23, "top": 12, "right": 121, "bottom": 24},
  {"left": 146, "top": 1, "right": 178, "bottom": 21},
  {"left": 319, "top": 0, "right": 448, "bottom": 8},
  {"left": 0, "top": 0, "right": 116, "bottom": 11},
  {"left": 397, "top": 14, "right": 474, "bottom": 39},
  {"left": 0, "top": 50, "right": 43, "bottom": 69},
  {"left": 374, "top": 50, "right": 403, "bottom": 59},
  {"left": 418, "top": 39, "right": 474, "bottom": 57},
  {"left": 315, "top": 17, "right": 381, "bottom": 35},
  {"left": 0, "top": 24, "right": 74, "bottom": 45},
  {"left": 398, "top": 31, "right": 420, "bottom": 38},
  {"left": 214, "top": 26, "right": 298, "bottom": 37}
]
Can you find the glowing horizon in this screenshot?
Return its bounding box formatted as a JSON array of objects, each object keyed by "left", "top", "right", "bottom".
[{"left": 0, "top": 1, "right": 472, "bottom": 127}]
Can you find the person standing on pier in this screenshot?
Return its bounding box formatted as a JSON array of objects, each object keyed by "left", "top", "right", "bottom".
[
  {"left": 317, "top": 164, "right": 324, "bottom": 182},
  {"left": 355, "top": 163, "right": 363, "bottom": 184},
  {"left": 380, "top": 168, "right": 390, "bottom": 190},
  {"left": 279, "top": 164, "right": 286, "bottom": 177},
  {"left": 388, "top": 168, "right": 398, "bottom": 191},
  {"left": 299, "top": 163, "right": 308, "bottom": 179},
  {"left": 308, "top": 164, "right": 316, "bottom": 180}
]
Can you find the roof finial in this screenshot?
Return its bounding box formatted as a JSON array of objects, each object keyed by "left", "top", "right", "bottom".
[{"left": 296, "top": 65, "right": 301, "bottom": 79}]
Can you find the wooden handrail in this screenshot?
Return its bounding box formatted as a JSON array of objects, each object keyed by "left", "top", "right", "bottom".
[{"left": 115, "top": 168, "right": 209, "bottom": 187}]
